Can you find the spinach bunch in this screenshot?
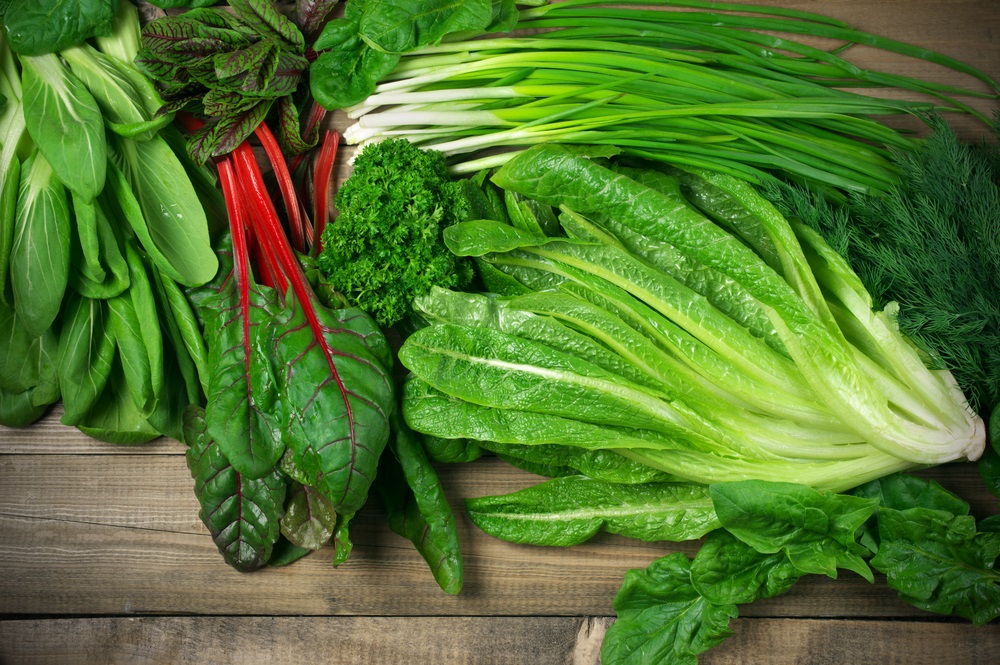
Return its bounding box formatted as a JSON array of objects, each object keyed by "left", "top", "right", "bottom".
[
  {"left": 135, "top": 0, "right": 341, "bottom": 163},
  {"left": 0, "top": 2, "right": 219, "bottom": 440},
  {"left": 603, "top": 474, "right": 1000, "bottom": 664}
]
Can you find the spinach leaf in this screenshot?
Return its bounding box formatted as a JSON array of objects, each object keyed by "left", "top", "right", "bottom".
[
  {"left": 358, "top": 0, "right": 495, "bottom": 54},
  {"left": 466, "top": 476, "right": 719, "bottom": 547},
  {"left": 309, "top": 17, "right": 400, "bottom": 111},
  {"left": 10, "top": 150, "right": 70, "bottom": 339},
  {"left": 19, "top": 53, "right": 106, "bottom": 201},
  {"left": 3, "top": 0, "right": 119, "bottom": 56},
  {"left": 710, "top": 480, "right": 878, "bottom": 582},
  {"left": 871, "top": 506, "right": 1000, "bottom": 625},
  {"left": 690, "top": 529, "right": 804, "bottom": 605},
  {"left": 602, "top": 552, "right": 737, "bottom": 665},
  {"left": 184, "top": 405, "right": 288, "bottom": 572}
]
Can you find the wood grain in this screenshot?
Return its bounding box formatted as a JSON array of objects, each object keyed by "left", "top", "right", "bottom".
[{"left": 1, "top": 1, "right": 999, "bottom": 663}]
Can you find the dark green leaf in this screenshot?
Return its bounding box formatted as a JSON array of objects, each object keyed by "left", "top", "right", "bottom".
[
  {"left": 201, "top": 279, "right": 284, "bottom": 480},
  {"left": 213, "top": 38, "right": 280, "bottom": 93},
  {"left": 280, "top": 482, "right": 338, "bottom": 550},
  {"left": 273, "top": 298, "right": 394, "bottom": 516},
  {"left": 4, "top": 0, "right": 119, "bottom": 55},
  {"left": 267, "top": 536, "right": 312, "bottom": 567},
  {"left": 331, "top": 511, "right": 354, "bottom": 567},
  {"left": 421, "top": 435, "right": 483, "bottom": 464},
  {"left": 377, "top": 412, "right": 463, "bottom": 594},
  {"left": 871, "top": 506, "right": 1000, "bottom": 626},
  {"left": 184, "top": 405, "right": 288, "bottom": 572},
  {"left": 309, "top": 20, "right": 400, "bottom": 110},
  {"left": 602, "top": 552, "right": 737, "bottom": 665},
  {"left": 292, "top": 0, "right": 342, "bottom": 37},
  {"left": 186, "top": 99, "right": 274, "bottom": 163},
  {"left": 276, "top": 95, "right": 320, "bottom": 155},
  {"left": 75, "top": 355, "right": 161, "bottom": 444},
  {"left": 358, "top": 0, "right": 494, "bottom": 54},
  {"left": 229, "top": 0, "right": 306, "bottom": 53},
  {"left": 710, "top": 480, "right": 878, "bottom": 582},
  {"left": 0, "top": 383, "right": 48, "bottom": 427},
  {"left": 690, "top": 529, "right": 803, "bottom": 605}
]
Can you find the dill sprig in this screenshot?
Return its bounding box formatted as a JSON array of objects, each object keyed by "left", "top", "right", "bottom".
[{"left": 764, "top": 116, "right": 1000, "bottom": 417}]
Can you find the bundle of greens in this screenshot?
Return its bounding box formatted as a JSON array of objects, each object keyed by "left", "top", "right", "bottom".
[
  {"left": 394, "top": 143, "right": 995, "bottom": 659},
  {"left": 314, "top": 0, "right": 999, "bottom": 195},
  {"left": 0, "top": 1, "right": 220, "bottom": 441},
  {"left": 134, "top": 0, "right": 340, "bottom": 162}
]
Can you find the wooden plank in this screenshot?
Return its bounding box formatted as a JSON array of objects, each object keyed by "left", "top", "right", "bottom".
[
  {"left": 1, "top": 616, "right": 997, "bottom": 665},
  {"left": 1, "top": 453, "right": 995, "bottom": 618}
]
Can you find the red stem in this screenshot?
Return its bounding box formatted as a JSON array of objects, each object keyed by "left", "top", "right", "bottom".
[
  {"left": 254, "top": 123, "right": 308, "bottom": 256},
  {"left": 288, "top": 102, "right": 329, "bottom": 175},
  {"left": 312, "top": 129, "right": 340, "bottom": 257}
]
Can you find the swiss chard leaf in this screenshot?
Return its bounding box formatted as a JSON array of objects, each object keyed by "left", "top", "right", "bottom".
[
  {"left": 186, "top": 99, "right": 274, "bottom": 164},
  {"left": 183, "top": 405, "right": 288, "bottom": 572},
  {"left": 871, "top": 506, "right": 1000, "bottom": 626},
  {"left": 280, "top": 481, "right": 338, "bottom": 550},
  {"left": 602, "top": 552, "right": 737, "bottom": 665},
  {"left": 201, "top": 278, "right": 284, "bottom": 480},
  {"left": 710, "top": 480, "right": 878, "bottom": 582},
  {"left": 272, "top": 296, "right": 394, "bottom": 516},
  {"left": 466, "top": 476, "right": 719, "bottom": 547},
  {"left": 3, "top": 0, "right": 119, "bottom": 56}
]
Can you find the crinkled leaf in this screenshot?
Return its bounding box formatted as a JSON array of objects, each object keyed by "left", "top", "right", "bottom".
[
  {"left": 377, "top": 413, "right": 463, "bottom": 594},
  {"left": 280, "top": 482, "right": 338, "bottom": 550},
  {"left": 871, "top": 506, "right": 1000, "bottom": 626},
  {"left": 187, "top": 99, "right": 274, "bottom": 164},
  {"left": 276, "top": 95, "right": 320, "bottom": 155},
  {"left": 467, "top": 476, "right": 719, "bottom": 547},
  {"left": 19, "top": 53, "right": 106, "bottom": 201},
  {"left": 602, "top": 552, "right": 737, "bottom": 665},
  {"left": 229, "top": 0, "right": 306, "bottom": 53},
  {"left": 4, "top": 0, "right": 119, "bottom": 55},
  {"left": 213, "top": 38, "right": 280, "bottom": 93},
  {"left": 292, "top": 0, "right": 342, "bottom": 37},
  {"left": 851, "top": 473, "right": 971, "bottom": 553},
  {"left": 10, "top": 150, "right": 70, "bottom": 339},
  {"left": 273, "top": 296, "right": 394, "bottom": 516},
  {"left": 57, "top": 293, "right": 115, "bottom": 426},
  {"left": 710, "top": 480, "right": 878, "bottom": 582},
  {"left": 183, "top": 405, "right": 288, "bottom": 572},
  {"left": 421, "top": 435, "right": 483, "bottom": 464},
  {"left": 140, "top": 17, "right": 248, "bottom": 63},
  {"left": 690, "top": 529, "right": 804, "bottom": 605},
  {"left": 201, "top": 279, "right": 284, "bottom": 480}
]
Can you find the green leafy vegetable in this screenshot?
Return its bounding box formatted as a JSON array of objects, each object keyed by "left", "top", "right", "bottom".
[
  {"left": 466, "top": 476, "right": 719, "bottom": 546},
  {"left": 602, "top": 552, "right": 737, "bottom": 665},
  {"left": 2, "top": 0, "right": 119, "bottom": 56},
  {"left": 317, "top": 138, "right": 474, "bottom": 328}
]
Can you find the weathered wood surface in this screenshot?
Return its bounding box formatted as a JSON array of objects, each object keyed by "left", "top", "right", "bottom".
[{"left": 2, "top": 0, "right": 1000, "bottom": 663}]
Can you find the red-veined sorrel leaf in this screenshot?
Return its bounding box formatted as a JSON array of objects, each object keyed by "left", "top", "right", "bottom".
[
  {"left": 230, "top": 0, "right": 307, "bottom": 53},
  {"left": 183, "top": 405, "right": 287, "bottom": 572},
  {"left": 292, "top": 0, "right": 343, "bottom": 38},
  {"left": 271, "top": 294, "right": 394, "bottom": 515},
  {"left": 213, "top": 38, "right": 280, "bottom": 91},
  {"left": 187, "top": 99, "right": 273, "bottom": 163}
]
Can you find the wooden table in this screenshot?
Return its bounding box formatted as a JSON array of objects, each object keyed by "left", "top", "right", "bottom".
[{"left": 2, "top": 1, "right": 999, "bottom": 663}]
